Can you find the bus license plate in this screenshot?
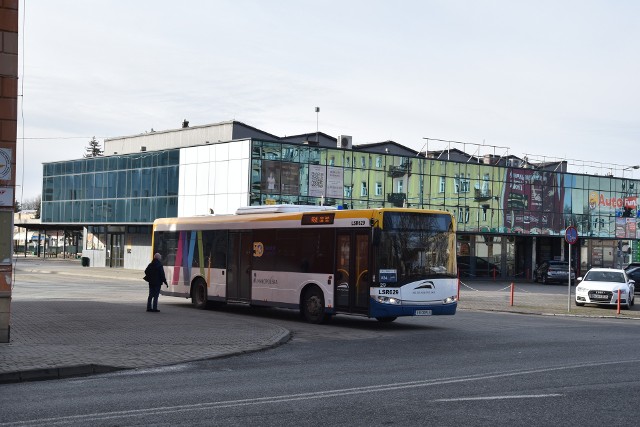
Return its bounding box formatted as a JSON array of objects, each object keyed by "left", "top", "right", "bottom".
[{"left": 415, "top": 310, "right": 432, "bottom": 316}]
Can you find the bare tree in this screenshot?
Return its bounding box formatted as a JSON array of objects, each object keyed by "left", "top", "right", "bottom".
[{"left": 22, "top": 195, "right": 41, "bottom": 218}]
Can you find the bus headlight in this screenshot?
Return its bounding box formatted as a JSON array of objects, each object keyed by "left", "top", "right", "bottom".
[
  {"left": 444, "top": 296, "right": 458, "bottom": 304},
  {"left": 376, "top": 296, "right": 402, "bottom": 305}
]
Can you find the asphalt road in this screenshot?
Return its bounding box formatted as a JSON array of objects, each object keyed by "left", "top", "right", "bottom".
[{"left": 2, "top": 308, "right": 640, "bottom": 426}]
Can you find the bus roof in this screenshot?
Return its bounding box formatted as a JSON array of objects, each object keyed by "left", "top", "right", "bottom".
[
  {"left": 153, "top": 207, "right": 455, "bottom": 232},
  {"left": 235, "top": 205, "right": 337, "bottom": 215}
]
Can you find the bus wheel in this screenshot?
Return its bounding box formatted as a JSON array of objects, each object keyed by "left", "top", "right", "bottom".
[
  {"left": 192, "top": 279, "right": 208, "bottom": 309},
  {"left": 302, "top": 287, "right": 326, "bottom": 324},
  {"left": 376, "top": 316, "right": 397, "bottom": 323}
]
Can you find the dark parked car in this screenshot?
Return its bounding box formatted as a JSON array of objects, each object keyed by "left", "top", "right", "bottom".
[
  {"left": 624, "top": 262, "right": 640, "bottom": 273},
  {"left": 534, "top": 260, "right": 575, "bottom": 284},
  {"left": 626, "top": 267, "right": 640, "bottom": 294},
  {"left": 457, "top": 256, "right": 500, "bottom": 278}
]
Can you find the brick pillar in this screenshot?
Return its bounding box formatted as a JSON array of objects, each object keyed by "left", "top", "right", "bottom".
[{"left": 0, "top": 0, "right": 19, "bottom": 343}]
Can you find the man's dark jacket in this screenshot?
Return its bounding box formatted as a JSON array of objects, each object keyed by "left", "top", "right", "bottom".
[{"left": 145, "top": 258, "right": 167, "bottom": 287}]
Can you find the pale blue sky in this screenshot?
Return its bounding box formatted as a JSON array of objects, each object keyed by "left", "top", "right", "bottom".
[{"left": 16, "top": 0, "right": 640, "bottom": 201}]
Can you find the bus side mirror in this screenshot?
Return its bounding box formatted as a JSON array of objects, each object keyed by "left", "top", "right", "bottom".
[{"left": 372, "top": 228, "right": 381, "bottom": 246}]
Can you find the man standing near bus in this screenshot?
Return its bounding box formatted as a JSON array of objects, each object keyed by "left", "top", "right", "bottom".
[{"left": 145, "top": 253, "right": 168, "bottom": 312}]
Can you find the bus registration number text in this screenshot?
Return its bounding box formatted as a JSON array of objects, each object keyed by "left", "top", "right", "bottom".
[{"left": 415, "top": 310, "right": 432, "bottom": 316}]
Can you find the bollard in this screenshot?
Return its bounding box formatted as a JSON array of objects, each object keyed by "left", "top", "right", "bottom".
[
  {"left": 617, "top": 289, "right": 621, "bottom": 314},
  {"left": 526, "top": 268, "right": 530, "bottom": 281},
  {"left": 457, "top": 272, "right": 460, "bottom": 301},
  {"left": 493, "top": 267, "right": 496, "bottom": 281},
  {"left": 510, "top": 282, "right": 514, "bottom": 306}
]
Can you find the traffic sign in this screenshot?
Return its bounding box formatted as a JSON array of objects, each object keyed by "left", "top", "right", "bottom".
[{"left": 565, "top": 226, "right": 578, "bottom": 245}]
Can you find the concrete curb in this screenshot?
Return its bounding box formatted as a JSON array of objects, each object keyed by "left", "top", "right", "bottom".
[
  {"left": 459, "top": 307, "right": 640, "bottom": 320},
  {"left": 0, "top": 365, "right": 124, "bottom": 384},
  {"left": 0, "top": 329, "right": 292, "bottom": 385}
]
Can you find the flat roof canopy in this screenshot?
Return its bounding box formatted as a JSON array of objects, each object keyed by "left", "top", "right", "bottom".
[{"left": 14, "top": 223, "right": 84, "bottom": 232}]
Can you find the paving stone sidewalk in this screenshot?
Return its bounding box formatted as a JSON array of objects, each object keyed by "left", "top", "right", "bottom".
[{"left": 1, "top": 257, "right": 290, "bottom": 384}]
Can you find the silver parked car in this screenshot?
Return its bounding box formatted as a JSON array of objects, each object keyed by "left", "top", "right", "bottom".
[{"left": 575, "top": 268, "right": 635, "bottom": 309}]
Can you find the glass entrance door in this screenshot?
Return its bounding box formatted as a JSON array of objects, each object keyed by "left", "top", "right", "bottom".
[
  {"left": 335, "top": 231, "right": 370, "bottom": 314},
  {"left": 107, "top": 233, "right": 124, "bottom": 268}
]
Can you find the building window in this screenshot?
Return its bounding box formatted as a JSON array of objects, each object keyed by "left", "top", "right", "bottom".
[
  {"left": 375, "top": 182, "right": 382, "bottom": 196},
  {"left": 329, "top": 156, "right": 335, "bottom": 166},
  {"left": 344, "top": 186, "right": 352, "bottom": 198},
  {"left": 397, "top": 179, "right": 403, "bottom": 193},
  {"left": 461, "top": 176, "right": 470, "bottom": 193},
  {"left": 376, "top": 156, "right": 382, "bottom": 168},
  {"left": 457, "top": 207, "right": 470, "bottom": 223},
  {"left": 439, "top": 176, "right": 446, "bottom": 193},
  {"left": 361, "top": 157, "right": 366, "bottom": 168},
  {"left": 454, "top": 174, "right": 471, "bottom": 194},
  {"left": 361, "top": 182, "right": 368, "bottom": 197}
]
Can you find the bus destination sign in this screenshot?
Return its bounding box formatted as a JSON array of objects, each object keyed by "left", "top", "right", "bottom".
[{"left": 301, "top": 213, "right": 335, "bottom": 225}]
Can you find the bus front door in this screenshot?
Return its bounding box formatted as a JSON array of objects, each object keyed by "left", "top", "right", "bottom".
[
  {"left": 227, "top": 231, "right": 252, "bottom": 302},
  {"left": 335, "top": 231, "right": 370, "bottom": 314}
]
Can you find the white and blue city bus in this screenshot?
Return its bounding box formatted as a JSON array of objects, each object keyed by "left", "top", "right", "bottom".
[{"left": 153, "top": 206, "right": 457, "bottom": 323}]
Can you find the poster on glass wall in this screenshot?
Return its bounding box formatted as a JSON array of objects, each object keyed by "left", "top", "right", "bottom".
[
  {"left": 503, "top": 169, "right": 564, "bottom": 234},
  {"left": 261, "top": 160, "right": 280, "bottom": 194},
  {"left": 308, "top": 164, "right": 325, "bottom": 197},
  {"left": 616, "top": 217, "right": 637, "bottom": 239},
  {"left": 308, "top": 165, "right": 345, "bottom": 199},
  {"left": 587, "top": 191, "right": 637, "bottom": 238},
  {"left": 280, "top": 162, "right": 300, "bottom": 195},
  {"left": 326, "top": 166, "right": 344, "bottom": 199},
  {"left": 262, "top": 160, "right": 300, "bottom": 195}
]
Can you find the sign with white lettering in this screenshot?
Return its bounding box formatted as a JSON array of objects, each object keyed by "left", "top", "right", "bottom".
[{"left": 379, "top": 269, "right": 397, "bottom": 282}]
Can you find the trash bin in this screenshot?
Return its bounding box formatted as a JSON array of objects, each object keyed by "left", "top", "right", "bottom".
[{"left": 81, "top": 257, "right": 90, "bottom": 267}]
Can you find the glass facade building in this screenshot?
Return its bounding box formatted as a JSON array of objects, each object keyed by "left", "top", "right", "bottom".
[
  {"left": 42, "top": 150, "right": 180, "bottom": 223},
  {"left": 40, "top": 122, "right": 640, "bottom": 272}
]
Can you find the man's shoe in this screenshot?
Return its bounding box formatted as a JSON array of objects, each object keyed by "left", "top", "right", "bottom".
[
  {"left": 152, "top": 309, "right": 160, "bottom": 312},
  {"left": 146, "top": 309, "right": 152, "bottom": 312}
]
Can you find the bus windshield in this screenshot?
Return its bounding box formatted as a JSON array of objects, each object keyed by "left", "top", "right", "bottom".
[{"left": 377, "top": 212, "right": 456, "bottom": 284}]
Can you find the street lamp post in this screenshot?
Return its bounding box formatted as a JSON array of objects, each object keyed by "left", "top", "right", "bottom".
[{"left": 315, "top": 107, "right": 320, "bottom": 143}]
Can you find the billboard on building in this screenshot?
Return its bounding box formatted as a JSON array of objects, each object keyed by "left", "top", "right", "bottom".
[
  {"left": 502, "top": 169, "right": 564, "bottom": 235},
  {"left": 261, "top": 160, "right": 300, "bottom": 195}
]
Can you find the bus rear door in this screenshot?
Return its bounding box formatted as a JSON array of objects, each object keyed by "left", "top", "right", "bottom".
[{"left": 227, "top": 231, "right": 252, "bottom": 302}]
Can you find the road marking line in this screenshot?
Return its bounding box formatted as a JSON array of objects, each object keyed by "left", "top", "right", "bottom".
[
  {"left": 2, "top": 359, "right": 639, "bottom": 426},
  {"left": 435, "top": 394, "right": 563, "bottom": 402}
]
